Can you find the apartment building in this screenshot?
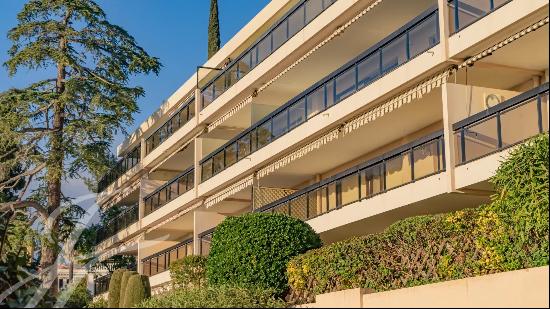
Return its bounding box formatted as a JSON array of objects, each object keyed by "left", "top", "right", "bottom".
[{"left": 91, "top": 0, "right": 549, "bottom": 295}]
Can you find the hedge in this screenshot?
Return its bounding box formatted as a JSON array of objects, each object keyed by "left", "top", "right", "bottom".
[
  {"left": 122, "top": 274, "right": 151, "bottom": 308},
  {"left": 58, "top": 277, "right": 91, "bottom": 308},
  {"left": 118, "top": 270, "right": 137, "bottom": 307},
  {"left": 136, "top": 285, "right": 286, "bottom": 308},
  {"left": 206, "top": 212, "right": 321, "bottom": 294},
  {"left": 85, "top": 297, "right": 107, "bottom": 308},
  {"left": 107, "top": 269, "right": 126, "bottom": 308},
  {"left": 169, "top": 255, "right": 207, "bottom": 288},
  {"left": 287, "top": 134, "right": 549, "bottom": 304}
]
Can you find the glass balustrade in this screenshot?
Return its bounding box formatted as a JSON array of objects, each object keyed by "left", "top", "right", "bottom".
[
  {"left": 97, "top": 146, "right": 141, "bottom": 193},
  {"left": 257, "top": 132, "right": 445, "bottom": 220},
  {"left": 143, "top": 168, "right": 194, "bottom": 216},
  {"left": 448, "top": 0, "right": 511, "bottom": 33},
  {"left": 94, "top": 274, "right": 111, "bottom": 295},
  {"left": 200, "top": 8, "right": 440, "bottom": 182},
  {"left": 142, "top": 238, "right": 194, "bottom": 277},
  {"left": 201, "top": 0, "right": 338, "bottom": 108},
  {"left": 95, "top": 204, "right": 139, "bottom": 245},
  {"left": 454, "top": 84, "right": 549, "bottom": 165},
  {"left": 198, "top": 228, "right": 215, "bottom": 256}
]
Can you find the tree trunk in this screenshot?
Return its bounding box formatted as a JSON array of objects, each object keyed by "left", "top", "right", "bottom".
[{"left": 39, "top": 25, "right": 67, "bottom": 295}]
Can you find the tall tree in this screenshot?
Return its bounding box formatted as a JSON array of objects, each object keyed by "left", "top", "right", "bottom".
[
  {"left": 208, "top": 0, "right": 221, "bottom": 59},
  {"left": 0, "top": 0, "right": 161, "bottom": 294}
]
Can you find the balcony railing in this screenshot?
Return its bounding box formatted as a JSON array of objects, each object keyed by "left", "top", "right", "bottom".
[
  {"left": 145, "top": 96, "right": 196, "bottom": 156},
  {"left": 201, "top": 0, "right": 338, "bottom": 108},
  {"left": 447, "top": 0, "right": 511, "bottom": 33},
  {"left": 95, "top": 203, "right": 139, "bottom": 245},
  {"left": 142, "top": 238, "right": 194, "bottom": 277},
  {"left": 94, "top": 274, "right": 111, "bottom": 295},
  {"left": 198, "top": 228, "right": 215, "bottom": 256},
  {"left": 200, "top": 7, "right": 440, "bottom": 182},
  {"left": 143, "top": 168, "right": 194, "bottom": 217},
  {"left": 97, "top": 145, "right": 141, "bottom": 193},
  {"left": 256, "top": 132, "right": 445, "bottom": 220},
  {"left": 453, "top": 83, "right": 549, "bottom": 165}
]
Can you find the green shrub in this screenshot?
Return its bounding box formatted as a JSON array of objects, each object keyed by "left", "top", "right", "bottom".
[
  {"left": 136, "top": 285, "right": 286, "bottom": 308},
  {"left": 107, "top": 269, "right": 126, "bottom": 308},
  {"left": 206, "top": 212, "right": 321, "bottom": 294},
  {"left": 122, "top": 274, "right": 151, "bottom": 308},
  {"left": 86, "top": 297, "right": 107, "bottom": 308},
  {"left": 118, "top": 270, "right": 137, "bottom": 307},
  {"left": 169, "top": 255, "right": 207, "bottom": 288},
  {"left": 57, "top": 278, "right": 92, "bottom": 308},
  {"left": 287, "top": 134, "right": 549, "bottom": 304}
]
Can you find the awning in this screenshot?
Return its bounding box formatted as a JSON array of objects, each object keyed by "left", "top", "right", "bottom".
[
  {"left": 458, "top": 16, "right": 549, "bottom": 69},
  {"left": 343, "top": 68, "right": 454, "bottom": 135},
  {"left": 146, "top": 200, "right": 203, "bottom": 234},
  {"left": 206, "top": 0, "right": 385, "bottom": 133},
  {"left": 204, "top": 175, "right": 254, "bottom": 208}
]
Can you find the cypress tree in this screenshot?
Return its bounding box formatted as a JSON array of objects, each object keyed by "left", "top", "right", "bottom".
[{"left": 208, "top": 0, "right": 221, "bottom": 59}]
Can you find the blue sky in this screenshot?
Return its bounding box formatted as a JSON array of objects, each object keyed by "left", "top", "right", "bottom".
[{"left": 0, "top": 0, "right": 270, "bottom": 215}]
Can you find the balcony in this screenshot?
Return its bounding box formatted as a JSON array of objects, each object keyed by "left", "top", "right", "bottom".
[
  {"left": 198, "top": 228, "right": 215, "bottom": 256},
  {"left": 145, "top": 96, "right": 196, "bottom": 156},
  {"left": 447, "top": 0, "right": 511, "bottom": 33},
  {"left": 94, "top": 274, "right": 110, "bottom": 296},
  {"left": 201, "top": 0, "right": 338, "bottom": 109},
  {"left": 200, "top": 7, "right": 440, "bottom": 183},
  {"left": 97, "top": 145, "right": 141, "bottom": 193},
  {"left": 143, "top": 167, "right": 195, "bottom": 217},
  {"left": 95, "top": 203, "right": 139, "bottom": 245},
  {"left": 142, "top": 238, "right": 194, "bottom": 277},
  {"left": 256, "top": 132, "right": 445, "bottom": 221}
]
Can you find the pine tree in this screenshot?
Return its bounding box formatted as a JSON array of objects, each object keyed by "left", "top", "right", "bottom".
[
  {"left": 208, "top": 0, "right": 221, "bottom": 59},
  {"left": 0, "top": 0, "right": 161, "bottom": 294}
]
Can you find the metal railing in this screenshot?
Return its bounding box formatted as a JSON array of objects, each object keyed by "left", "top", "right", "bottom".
[
  {"left": 94, "top": 274, "right": 111, "bottom": 295},
  {"left": 256, "top": 132, "right": 445, "bottom": 220},
  {"left": 447, "top": 0, "right": 511, "bottom": 33},
  {"left": 141, "top": 238, "right": 194, "bottom": 277},
  {"left": 200, "top": 7, "right": 440, "bottom": 182},
  {"left": 95, "top": 204, "right": 139, "bottom": 245},
  {"left": 453, "top": 83, "right": 549, "bottom": 165},
  {"left": 145, "top": 96, "right": 196, "bottom": 156},
  {"left": 201, "top": 0, "right": 338, "bottom": 108},
  {"left": 97, "top": 145, "right": 141, "bottom": 193},
  {"left": 198, "top": 228, "right": 215, "bottom": 256},
  {"left": 143, "top": 168, "right": 194, "bottom": 217}
]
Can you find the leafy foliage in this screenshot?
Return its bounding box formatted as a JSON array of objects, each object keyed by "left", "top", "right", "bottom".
[
  {"left": 121, "top": 274, "right": 150, "bottom": 308},
  {"left": 286, "top": 134, "right": 549, "bottom": 304},
  {"left": 208, "top": 0, "right": 220, "bottom": 59},
  {"left": 86, "top": 297, "right": 107, "bottom": 308},
  {"left": 57, "top": 277, "right": 92, "bottom": 308},
  {"left": 107, "top": 268, "right": 126, "bottom": 308},
  {"left": 136, "top": 285, "right": 286, "bottom": 308},
  {"left": 169, "top": 255, "right": 207, "bottom": 288},
  {"left": 118, "top": 270, "right": 137, "bottom": 307},
  {"left": 207, "top": 213, "right": 321, "bottom": 294}
]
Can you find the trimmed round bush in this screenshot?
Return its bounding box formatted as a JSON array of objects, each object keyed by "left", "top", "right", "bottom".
[
  {"left": 107, "top": 268, "right": 126, "bottom": 308},
  {"left": 169, "top": 255, "right": 207, "bottom": 288},
  {"left": 118, "top": 270, "right": 137, "bottom": 307},
  {"left": 206, "top": 212, "right": 321, "bottom": 294},
  {"left": 122, "top": 274, "right": 151, "bottom": 308}
]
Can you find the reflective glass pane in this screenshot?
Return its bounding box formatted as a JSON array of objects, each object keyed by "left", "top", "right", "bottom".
[
  {"left": 225, "top": 143, "right": 238, "bottom": 167},
  {"left": 170, "top": 249, "right": 177, "bottom": 266},
  {"left": 177, "top": 245, "right": 186, "bottom": 259},
  {"left": 290, "top": 194, "right": 308, "bottom": 220},
  {"left": 158, "top": 255, "right": 166, "bottom": 273},
  {"left": 454, "top": 131, "right": 464, "bottom": 164},
  {"left": 305, "top": 0, "right": 324, "bottom": 24},
  {"left": 335, "top": 67, "right": 356, "bottom": 102},
  {"left": 361, "top": 163, "right": 384, "bottom": 198},
  {"left": 272, "top": 111, "right": 288, "bottom": 138},
  {"left": 358, "top": 52, "right": 380, "bottom": 88},
  {"left": 288, "top": 6, "right": 305, "bottom": 37},
  {"left": 382, "top": 34, "right": 407, "bottom": 74},
  {"left": 178, "top": 175, "right": 188, "bottom": 194},
  {"left": 413, "top": 140, "right": 440, "bottom": 179},
  {"left": 257, "top": 35, "right": 271, "bottom": 64},
  {"left": 320, "top": 187, "right": 329, "bottom": 214},
  {"left": 150, "top": 257, "right": 158, "bottom": 276},
  {"left": 170, "top": 181, "right": 178, "bottom": 201},
  {"left": 257, "top": 121, "right": 272, "bottom": 149},
  {"left": 187, "top": 172, "right": 194, "bottom": 190},
  {"left": 272, "top": 21, "right": 287, "bottom": 51},
  {"left": 289, "top": 99, "right": 306, "bottom": 129},
  {"left": 143, "top": 260, "right": 151, "bottom": 276},
  {"left": 500, "top": 99, "right": 539, "bottom": 147},
  {"left": 202, "top": 159, "right": 213, "bottom": 181},
  {"left": 202, "top": 85, "right": 214, "bottom": 107},
  {"left": 340, "top": 173, "right": 359, "bottom": 206},
  {"left": 463, "top": 117, "right": 498, "bottom": 162},
  {"left": 328, "top": 183, "right": 337, "bottom": 210},
  {"left": 158, "top": 188, "right": 167, "bottom": 206},
  {"left": 456, "top": 0, "right": 490, "bottom": 30},
  {"left": 306, "top": 86, "right": 325, "bottom": 119},
  {"left": 213, "top": 151, "right": 224, "bottom": 175},
  {"left": 541, "top": 93, "right": 549, "bottom": 132},
  {"left": 409, "top": 14, "right": 438, "bottom": 58},
  {"left": 213, "top": 74, "right": 226, "bottom": 99},
  {"left": 227, "top": 64, "right": 239, "bottom": 90},
  {"left": 326, "top": 80, "right": 335, "bottom": 108},
  {"left": 238, "top": 53, "right": 252, "bottom": 77},
  {"left": 307, "top": 190, "right": 320, "bottom": 218},
  {"left": 186, "top": 242, "right": 194, "bottom": 256},
  {"left": 237, "top": 134, "right": 251, "bottom": 160},
  {"left": 385, "top": 152, "right": 412, "bottom": 190},
  {"left": 188, "top": 99, "right": 196, "bottom": 119}
]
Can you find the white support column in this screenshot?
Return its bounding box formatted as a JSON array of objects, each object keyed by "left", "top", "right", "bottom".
[
  {"left": 437, "top": 0, "right": 451, "bottom": 62},
  {"left": 195, "top": 88, "right": 202, "bottom": 123},
  {"left": 193, "top": 137, "right": 202, "bottom": 197},
  {"left": 441, "top": 83, "right": 456, "bottom": 193}
]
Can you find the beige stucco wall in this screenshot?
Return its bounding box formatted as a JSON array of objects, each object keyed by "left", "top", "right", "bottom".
[{"left": 300, "top": 266, "right": 549, "bottom": 308}]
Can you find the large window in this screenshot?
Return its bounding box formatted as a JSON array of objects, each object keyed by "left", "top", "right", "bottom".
[
  {"left": 143, "top": 169, "right": 195, "bottom": 216},
  {"left": 448, "top": 0, "right": 512, "bottom": 33}
]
